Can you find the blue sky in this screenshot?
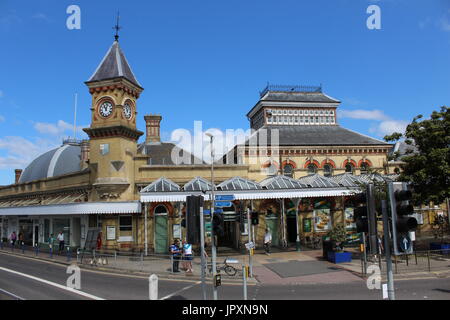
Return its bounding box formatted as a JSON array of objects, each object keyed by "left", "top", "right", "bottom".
[{"left": 0, "top": 0, "right": 449, "bottom": 185}]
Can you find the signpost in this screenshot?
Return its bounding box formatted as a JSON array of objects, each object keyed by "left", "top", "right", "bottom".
[
  {"left": 400, "top": 235, "right": 412, "bottom": 254},
  {"left": 215, "top": 195, "right": 235, "bottom": 201},
  {"left": 214, "top": 201, "right": 233, "bottom": 208}
]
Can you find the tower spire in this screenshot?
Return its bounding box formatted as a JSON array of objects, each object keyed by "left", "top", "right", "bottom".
[{"left": 113, "top": 11, "right": 121, "bottom": 42}]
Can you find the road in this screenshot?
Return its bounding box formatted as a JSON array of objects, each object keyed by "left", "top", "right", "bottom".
[{"left": 0, "top": 252, "right": 449, "bottom": 300}]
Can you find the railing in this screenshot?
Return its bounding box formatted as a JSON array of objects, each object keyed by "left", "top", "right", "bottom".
[
  {"left": 259, "top": 84, "right": 322, "bottom": 97},
  {"left": 360, "top": 250, "right": 450, "bottom": 275}
]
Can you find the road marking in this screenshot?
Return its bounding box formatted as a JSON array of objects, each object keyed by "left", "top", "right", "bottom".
[
  {"left": 160, "top": 281, "right": 201, "bottom": 300},
  {"left": 0, "top": 266, "right": 104, "bottom": 300},
  {"left": 0, "top": 288, "right": 25, "bottom": 300},
  {"left": 0, "top": 251, "right": 254, "bottom": 285}
]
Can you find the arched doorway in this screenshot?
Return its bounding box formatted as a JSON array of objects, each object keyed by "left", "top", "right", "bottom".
[
  {"left": 154, "top": 205, "right": 168, "bottom": 254},
  {"left": 217, "top": 205, "right": 238, "bottom": 249}
]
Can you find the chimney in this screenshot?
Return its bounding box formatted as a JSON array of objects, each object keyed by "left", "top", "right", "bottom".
[
  {"left": 80, "top": 140, "right": 90, "bottom": 169},
  {"left": 144, "top": 114, "right": 162, "bottom": 143},
  {"left": 15, "top": 169, "right": 22, "bottom": 184}
]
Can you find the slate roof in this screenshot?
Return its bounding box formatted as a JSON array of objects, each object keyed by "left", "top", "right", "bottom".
[
  {"left": 244, "top": 125, "right": 390, "bottom": 146},
  {"left": 261, "top": 91, "right": 340, "bottom": 104},
  {"left": 19, "top": 143, "right": 82, "bottom": 184},
  {"left": 138, "top": 142, "right": 205, "bottom": 165},
  {"left": 87, "top": 40, "right": 142, "bottom": 88}
]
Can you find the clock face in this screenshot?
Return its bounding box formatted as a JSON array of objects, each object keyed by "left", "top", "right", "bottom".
[
  {"left": 123, "top": 103, "right": 133, "bottom": 120},
  {"left": 99, "top": 101, "right": 113, "bottom": 118}
]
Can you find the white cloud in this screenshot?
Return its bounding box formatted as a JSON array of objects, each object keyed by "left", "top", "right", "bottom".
[
  {"left": 34, "top": 120, "right": 87, "bottom": 137},
  {"left": 0, "top": 136, "right": 58, "bottom": 170},
  {"left": 32, "top": 13, "right": 50, "bottom": 22},
  {"left": 369, "top": 120, "right": 409, "bottom": 137},
  {"left": 339, "top": 108, "right": 408, "bottom": 137},
  {"left": 170, "top": 124, "right": 252, "bottom": 164},
  {"left": 338, "top": 109, "right": 390, "bottom": 121}
]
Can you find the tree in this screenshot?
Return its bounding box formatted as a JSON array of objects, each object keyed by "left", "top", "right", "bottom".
[{"left": 384, "top": 106, "right": 450, "bottom": 205}]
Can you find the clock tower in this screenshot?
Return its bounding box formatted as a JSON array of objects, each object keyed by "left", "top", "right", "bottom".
[{"left": 83, "top": 37, "right": 144, "bottom": 201}]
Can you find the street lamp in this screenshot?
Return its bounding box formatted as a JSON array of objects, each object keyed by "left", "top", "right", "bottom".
[{"left": 205, "top": 132, "right": 218, "bottom": 300}]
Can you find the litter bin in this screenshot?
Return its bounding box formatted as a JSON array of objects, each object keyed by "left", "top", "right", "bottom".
[{"left": 322, "top": 240, "right": 333, "bottom": 258}]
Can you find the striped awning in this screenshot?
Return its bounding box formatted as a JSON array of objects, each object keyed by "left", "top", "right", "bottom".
[
  {"left": 0, "top": 201, "right": 141, "bottom": 216},
  {"left": 140, "top": 188, "right": 361, "bottom": 203}
]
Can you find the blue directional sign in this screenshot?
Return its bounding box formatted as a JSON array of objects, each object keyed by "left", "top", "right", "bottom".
[
  {"left": 215, "top": 195, "right": 235, "bottom": 201},
  {"left": 399, "top": 235, "right": 412, "bottom": 253},
  {"left": 215, "top": 201, "right": 233, "bottom": 208},
  {"left": 203, "top": 209, "right": 211, "bottom": 215}
]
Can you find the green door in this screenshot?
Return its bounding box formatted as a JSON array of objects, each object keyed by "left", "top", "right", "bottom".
[
  {"left": 265, "top": 219, "right": 279, "bottom": 247},
  {"left": 155, "top": 215, "right": 168, "bottom": 254}
]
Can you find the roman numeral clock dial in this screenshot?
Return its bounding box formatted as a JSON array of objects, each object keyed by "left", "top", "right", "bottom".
[
  {"left": 123, "top": 103, "right": 133, "bottom": 120},
  {"left": 99, "top": 101, "right": 113, "bottom": 118}
]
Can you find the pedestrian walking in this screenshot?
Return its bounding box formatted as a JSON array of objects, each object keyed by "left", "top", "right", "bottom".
[
  {"left": 96, "top": 231, "right": 103, "bottom": 250},
  {"left": 182, "top": 240, "right": 194, "bottom": 274},
  {"left": 169, "top": 239, "right": 181, "bottom": 272},
  {"left": 264, "top": 228, "right": 272, "bottom": 255},
  {"left": 57, "top": 231, "right": 65, "bottom": 255},
  {"left": 10, "top": 231, "right": 17, "bottom": 247}
]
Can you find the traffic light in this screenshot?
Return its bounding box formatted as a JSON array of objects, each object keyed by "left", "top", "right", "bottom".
[
  {"left": 251, "top": 211, "right": 259, "bottom": 225},
  {"left": 388, "top": 182, "right": 418, "bottom": 255},
  {"left": 353, "top": 193, "right": 368, "bottom": 233},
  {"left": 186, "top": 195, "right": 203, "bottom": 244},
  {"left": 212, "top": 212, "right": 224, "bottom": 237}
]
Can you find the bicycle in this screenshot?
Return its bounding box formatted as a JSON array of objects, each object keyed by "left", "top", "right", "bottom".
[{"left": 207, "top": 258, "right": 239, "bottom": 276}]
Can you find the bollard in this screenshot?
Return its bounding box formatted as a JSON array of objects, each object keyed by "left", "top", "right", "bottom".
[
  {"left": 76, "top": 248, "right": 80, "bottom": 263},
  {"left": 242, "top": 264, "right": 248, "bottom": 300},
  {"left": 0, "top": 240, "right": 3, "bottom": 250},
  {"left": 427, "top": 251, "right": 431, "bottom": 272},
  {"left": 171, "top": 255, "right": 174, "bottom": 273},
  {"left": 49, "top": 244, "right": 53, "bottom": 258},
  {"left": 393, "top": 254, "right": 397, "bottom": 274},
  {"left": 35, "top": 243, "right": 39, "bottom": 256},
  {"left": 149, "top": 274, "right": 158, "bottom": 300},
  {"left": 21, "top": 242, "right": 25, "bottom": 254},
  {"left": 67, "top": 246, "right": 71, "bottom": 262}
]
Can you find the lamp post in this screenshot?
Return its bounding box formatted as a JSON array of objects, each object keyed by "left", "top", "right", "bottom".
[{"left": 206, "top": 133, "right": 218, "bottom": 300}]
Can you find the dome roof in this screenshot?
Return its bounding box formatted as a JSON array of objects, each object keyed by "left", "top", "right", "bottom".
[{"left": 19, "top": 143, "right": 82, "bottom": 184}]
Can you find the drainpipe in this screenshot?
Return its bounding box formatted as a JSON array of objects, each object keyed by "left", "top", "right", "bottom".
[{"left": 144, "top": 203, "right": 148, "bottom": 256}]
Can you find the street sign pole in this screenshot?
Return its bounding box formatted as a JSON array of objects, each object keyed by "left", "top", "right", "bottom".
[
  {"left": 207, "top": 134, "right": 218, "bottom": 301},
  {"left": 381, "top": 200, "right": 395, "bottom": 300},
  {"left": 246, "top": 207, "right": 253, "bottom": 278},
  {"left": 199, "top": 201, "right": 207, "bottom": 300}
]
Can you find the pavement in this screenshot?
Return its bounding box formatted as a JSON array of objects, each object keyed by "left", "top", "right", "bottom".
[{"left": 1, "top": 244, "right": 449, "bottom": 286}]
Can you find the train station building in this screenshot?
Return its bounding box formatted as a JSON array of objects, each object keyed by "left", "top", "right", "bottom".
[{"left": 0, "top": 37, "right": 414, "bottom": 253}]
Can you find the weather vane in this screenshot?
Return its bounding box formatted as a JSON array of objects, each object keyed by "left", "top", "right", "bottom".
[{"left": 113, "top": 11, "right": 121, "bottom": 41}]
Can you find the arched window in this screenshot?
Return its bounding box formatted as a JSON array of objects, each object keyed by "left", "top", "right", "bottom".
[
  {"left": 345, "top": 164, "right": 354, "bottom": 174},
  {"left": 283, "top": 164, "right": 294, "bottom": 178},
  {"left": 307, "top": 164, "right": 318, "bottom": 175},
  {"left": 323, "top": 164, "right": 333, "bottom": 177},
  {"left": 154, "top": 205, "right": 168, "bottom": 215},
  {"left": 360, "top": 162, "right": 369, "bottom": 174}
]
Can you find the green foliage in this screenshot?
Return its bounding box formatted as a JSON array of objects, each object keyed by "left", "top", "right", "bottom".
[
  {"left": 327, "top": 225, "right": 347, "bottom": 242},
  {"left": 432, "top": 213, "right": 450, "bottom": 244},
  {"left": 384, "top": 106, "right": 450, "bottom": 205}
]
